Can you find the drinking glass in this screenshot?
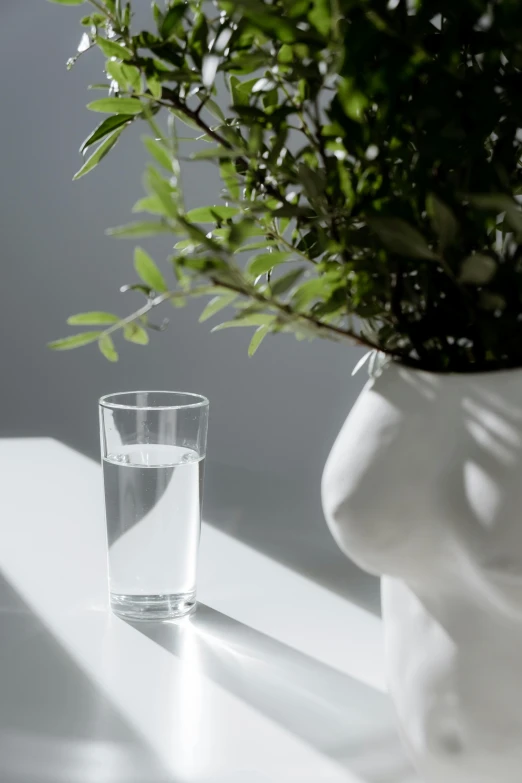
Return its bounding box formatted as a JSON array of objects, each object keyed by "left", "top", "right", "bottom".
[{"left": 99, "top": 391, "right": 209, "bottom": 621}]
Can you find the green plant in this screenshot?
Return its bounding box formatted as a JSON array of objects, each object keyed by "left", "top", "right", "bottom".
[{"left": 49, "top": 0, "right": 522, "bottom": 372}]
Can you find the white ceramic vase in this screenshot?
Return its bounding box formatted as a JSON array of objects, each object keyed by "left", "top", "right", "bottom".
[{"left": 322, "top": 361, "right": 522, "bottom": 782}]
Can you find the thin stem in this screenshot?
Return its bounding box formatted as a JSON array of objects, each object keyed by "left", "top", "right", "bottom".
[
  {"left": 89, "top": 0, "right": 117, "bottom": 25},
  {"left": 99, "top": 292, "right": 175, "bottom": 339},
  {"left": 161, "top": 89, "right": 231, "bottom": 148},
  {"left": 158, "top": 90, "right": 289, "bottom": 205},
  {"left": 98, "top": 287, "right": 208, "bottom": 340},
  {"left": 209, "top": 278, "right": 388, "bottom": 353},
  {"left": 99, "top": 276, "right": 387, "bottom": 355}
]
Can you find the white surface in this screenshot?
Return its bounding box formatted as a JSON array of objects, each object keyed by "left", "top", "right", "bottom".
[
  {"left": 323, "top": 363, "right": 522, "bottom": 783},
  {"left": 0, "top": 437, "right": 416, "bottom": 783}
]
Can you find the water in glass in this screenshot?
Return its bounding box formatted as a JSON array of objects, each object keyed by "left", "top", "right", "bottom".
[{"left": 103, "top": 443, "right": 203, "bottom": 617}]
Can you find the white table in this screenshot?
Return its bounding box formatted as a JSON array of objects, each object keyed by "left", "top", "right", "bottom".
[{"left": 0, "top": 438, "right": 418, "bottom": 783}]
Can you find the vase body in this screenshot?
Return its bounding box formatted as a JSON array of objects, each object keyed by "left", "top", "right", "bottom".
[{"left": 322, "top": 362, "right": 522, "bottom": 782}]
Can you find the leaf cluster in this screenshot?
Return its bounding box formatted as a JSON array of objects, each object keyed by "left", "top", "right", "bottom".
[{"left": 48, "top": 0, "right": 522, "bottom": 371}]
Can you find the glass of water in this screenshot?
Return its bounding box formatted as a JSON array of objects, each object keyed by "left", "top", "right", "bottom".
[{"left": 99, "top": 391, "right": 209, "bottom": 621}]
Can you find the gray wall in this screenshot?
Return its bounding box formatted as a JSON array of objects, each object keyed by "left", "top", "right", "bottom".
[{"left": 0, "top": 2, "right": 377, "bottom": 610}]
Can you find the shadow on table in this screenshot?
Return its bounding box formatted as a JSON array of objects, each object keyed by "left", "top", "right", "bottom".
[
  {"left": 0, "top": 572, "right": 171, "bottom": 783},
  {"left": 130, "top": 604, "right": 416, "bottom": 783},
  {"left": 204, "top": 461, "right": 381, "bottom": 616}
]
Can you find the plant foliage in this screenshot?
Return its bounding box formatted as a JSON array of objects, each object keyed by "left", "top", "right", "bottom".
[{"left": 48, "top": 0, "right": 522, "bottom": 371}]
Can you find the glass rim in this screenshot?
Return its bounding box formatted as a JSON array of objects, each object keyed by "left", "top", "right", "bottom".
[{"left": 99, "top": 390, "right": 209, "bottom": 412}]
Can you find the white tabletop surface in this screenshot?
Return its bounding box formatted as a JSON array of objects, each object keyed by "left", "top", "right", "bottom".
[{"left": 0, "top": 438, "right": 418, "bottom": 783}]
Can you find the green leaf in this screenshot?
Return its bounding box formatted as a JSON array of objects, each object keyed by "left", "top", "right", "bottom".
[
  {"left": 230, "top": 76, "right": 259, "bottom": 107},
  {"left": 235, "top": 241, "right": 275, "bottom": 253},
  {"left": 106, "top": 61, "right": 128, "bottom": 88},
  {"left": 426, "top": 194, "right": 458, "bottom": 251},
  {"left": 226, "top": 222, "right": 264, "bottom": 240},
  {"left": 248, "top": 325, "right": 270, "bottom": 356},
  {"left": 228, "top": 51, "right": 272, "bottom": 74},
  {"left": 220, "top": 159, "right": 240, "bottom": 200},
  {"left": 205, "top": 99, "right": 225, "bottom": 122},
  {"left": 169, "top": 109, "right": 202, "bottom": 130},
  {"left": 230, "top": 76, "right": 243, "bottom": 107},
  {"left": 308, "top": 0, "right": 331, "bottom": 35},
  {"left": 291, "top": 278, "right": 328, "bottom": 309},
  {"left": 143, "top": 136, "right": 173, "bottom": 172},
  {"left": 159, "top": 4, "right": 186, "bottom": 38},
  {"left": 248, "top": 251, "right": 292, "bottom": 277},
  {"left": 48, "top": 332, "right": 101, "bottom": 350},
  {"left": 170, "top": 294, "right": 187, "bottom": 308},
  {"left": 67, "top": 312, "right": 120, "bottom": 325},
  {"left": 47, "top": 0, "right": 85, "bottom": 5},
  {"left": 478, "top": 292, "right": 506, "bottom": 311},
  {"left": 368, "top": 218, "right": 439, "bottom": 261},
  {"left": 470, "top": 194, "right": 518, "bottom": 212},
  {"left": 152, "top": 2, "right": 163, "bottom": 26},
  {"left": 298, "top": 163, "right": 326, "bottom": 202},
  {"left": 174, "top": 238, "right": 201, "bottom": 251},
  {"left": 80, "top": 114, "right": 133, "bottom": 154},
  {"left": 191, "top": 147, "right": 242, "bottom": 160},
  {"left": 212, "top": 314, "right": 275, "bottom": 331},
  {"left": 87, "top": 98, "right": 143, "bottom": 115},
  {"left": 132, "top": 196, "right": 165, "bottom": 215},
  {"left": 270, "top": 267, "right": 304, "bottom": 296},
  {"left": 96, "top": 35, "right": 133, "bottom": 60},
  {"left": 470, "top": 194, "right": 522, "bottom": 235},
  {"left": 277, "top": 44, "right": 293, "bottom": 64},
  {"left": 107, "top": 221, "right": 173, "bottom": 238},
  {"left": 459, "top": 254, "right": 497, "bottom": 285},
  {"left": 144, "top": 166, "right": 178, "bottom": 219},
  {"left": 99, "top": 334, "right": 119, "bottom": 362},
  {"left": 199, "top": 292, "right": 238, "bottom": 322},
  {"left": 189, "top": 12, "right": 209, "bottom": 69},
  {"left": 338, "top": 79, "right": 368, "bottom": 122},
  {"left": 176, "top": 216, "right": 221, "bottom": 250},
  {"left": 186, "top": 206, "right": 239, "bottom": 223},
  {"left": 73, "top": 126, "right": 124, "bottom": 179},
  {"left": 263, "top": 88, "right": 278, "bottom": 109},
  {"left": 123, "top": 322, "right": 150, "bottom": 345},
  {"left": 248, "top": 124, "right": 263, "bottom": 154},
  {"left": 134, "top": 247, "right": 168, "bottom": 291},
  {"left": 122, "top": 65, "right": 141, "bottom": 91},
  {"left": 240, "top": 9, "right": 298, "bottom": 43},
  {"left": 147, "top": 75, "right": 162, "bottom": 99}
]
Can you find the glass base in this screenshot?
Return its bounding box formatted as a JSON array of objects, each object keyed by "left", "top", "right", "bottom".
[{"left": 110, "top": 591, "right": 196, "bottom": 621}]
